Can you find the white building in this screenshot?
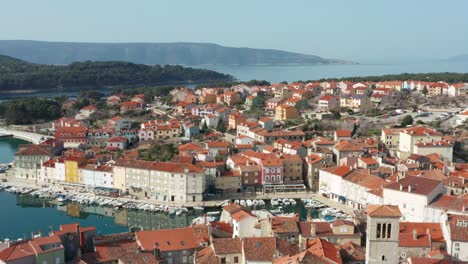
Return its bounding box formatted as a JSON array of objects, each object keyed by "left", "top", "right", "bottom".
[
  {"left": 413, "top": 141, "right": 453, "bottom": 162},
  {"left": 231, "top": 210, "right": 258, "bottom": 238},
  {"left": 383, "top": 176, "right": 445, "bottom": 222},
  {"left": 318, "top": 166, "right": 352, "bottom": 200},
  {"left": 54, "top": 159, "right": 66, "bottom": 183},
  {"left": 81, "top": 164, "right": 114, "bottom": 188},
  {"left": 149, "top": 162, "right": 207, "bottom": 203},
  {"left": 441, "top": 214, "right": 468, "bottom": 262},
  {"left": 398, "top": 127, "right": 442, "bottom": 159}
]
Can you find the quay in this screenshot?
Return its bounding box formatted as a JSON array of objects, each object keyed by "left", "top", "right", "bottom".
[
  {"left": 0, "top": 172, "right": 353, "bottom": 214},
  {"left": 0, "top": 127, "right": 53, "bottom": 144}
]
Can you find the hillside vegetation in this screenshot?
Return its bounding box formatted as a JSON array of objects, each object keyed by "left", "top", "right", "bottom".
[{"left": 0, "top": 54, "right": 233, "bottom": 91}]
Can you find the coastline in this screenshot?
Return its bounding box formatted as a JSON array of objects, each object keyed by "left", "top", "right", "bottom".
[{"left": 0, "top": 170, "right": 353, "bottom": 214}]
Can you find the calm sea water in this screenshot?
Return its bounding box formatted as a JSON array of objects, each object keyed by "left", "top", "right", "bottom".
[
  {"left": 197, "top": 61, "right": 468, "bottom": 83},
  {"left": 0, "top": 137, "right": 29, "bottom": 163}
]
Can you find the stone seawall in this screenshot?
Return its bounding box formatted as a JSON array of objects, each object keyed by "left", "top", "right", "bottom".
[{"left": 0, "top": 127, "right": 52, "bottom": 144}]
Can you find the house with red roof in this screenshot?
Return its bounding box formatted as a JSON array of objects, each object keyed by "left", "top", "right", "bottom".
[
  {"left": 119, "top": 101, "right": 142, "bottom": 114},
  {"left": 441, "top": 214, "right": 468, "bottom": 261},
  {"left": 54, "top": 126, "right": 88, "bottom": 148},
  {"left": 0, "top": 235, "right": 65, "bottom": 264},
  {"left": 318, "top": 94, "right": 340, "bottom": 111},
  {"left": 75, "top": 105, "right": 97, "bottom": 120},
  {"left": 383, "top": 176, "right": 445, "bottom": 222},
  {"left": 106, "top": 136, "right": 127, "bottom": 150},
  {"left": 398, "top": 126, "right": 443, "bottom": 159},
  {"left": 136, "top": 225, "right": 208, "bottom": 264}
]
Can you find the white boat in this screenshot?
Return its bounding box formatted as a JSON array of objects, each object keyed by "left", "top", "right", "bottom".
[
  {"left": 240, "top": 200, "right": 246, "bottom": 206},
  {"left": 234, "top": 200, "right": 239, "bottom": 204},
  {"left": 193, "top": 206, "right": 204, "bottom": 210},
  {"left": 57, "top": 194, "right": 68, "bottom": 203},
  {"left": 289, "top": 199, "right": 296, "bottom": 205},
  {"left": 282, "top": 199, "right": 290, "bottom": 205},
  {"left": 252, "top": 200, "right": 258, "bottom": 206},
  {"left": 305, "top": 203, "right": 314, "bottom": 208},
  {"left": 176, "top": 209, "right": 183, "bottom": 216},
  {"left": 271, "top": 199, "right": 279, "bottom": 206},
  {"left": 246, "top": 200, "right": 253, "bottom": 207},
  {"left": 258, "top": 200, "right": 265, "bottom": 206}
]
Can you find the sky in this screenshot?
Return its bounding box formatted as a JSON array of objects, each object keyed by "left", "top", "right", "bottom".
[{"left": 1, "top": 0, "right": 467, "bottom": 62}]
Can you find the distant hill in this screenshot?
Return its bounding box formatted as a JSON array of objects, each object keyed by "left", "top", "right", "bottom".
[
  {"left": 0, "top": 40, "right": 355, "bottom": 66},
  {"left": 447, "top": 54, "right": 468, "bottom": 62},
  {"left": 0, "top": 54, "right": 233, "bottom": 91}
]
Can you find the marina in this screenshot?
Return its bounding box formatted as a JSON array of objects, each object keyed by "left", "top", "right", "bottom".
[{"left": 0, "top": 184, "right": 352, "bottom": 241}]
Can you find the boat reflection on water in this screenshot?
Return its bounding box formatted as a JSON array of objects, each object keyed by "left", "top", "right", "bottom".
[{"left": 15, "top": 194, "right": 206, "bottom": 231}]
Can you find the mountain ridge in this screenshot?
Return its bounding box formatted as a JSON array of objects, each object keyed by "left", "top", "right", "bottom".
[{"left": 0, "top": 40, "right": 356, "bottom": 66}]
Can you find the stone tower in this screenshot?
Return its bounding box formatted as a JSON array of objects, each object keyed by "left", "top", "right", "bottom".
[{"left": 365, "top": 204, "right": 402, "bottom": 264}]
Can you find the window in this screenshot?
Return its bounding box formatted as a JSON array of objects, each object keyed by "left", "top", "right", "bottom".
[
  {"left": 220, "top": 257, "right": 226, "bottom": 264},
  {"left": 377, "top": 223, "right": 381, "bottom": 238},
  {"left": 387, "top": 223, "right": 392, "bottom": 239},
  {"left": 234, "top": 256, "right": 239, "bottom": 263}
]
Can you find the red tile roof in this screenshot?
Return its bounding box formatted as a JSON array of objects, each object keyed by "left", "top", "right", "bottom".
[
  {"left": 335, "top": 130, "right": 352, "bottom": 137},
  {"left": 242, "top": 237, "right": 276, "bottom": 262},
  {"left": 231, "top": 210, "right": 256, "bottom": 222},
  {"left": 212, "top": 238, "right": 242, "bottom": 254},
  {"left": 384, "top": 176, "right": 442, "bottom": 196},
  {"left": 367, "top": 204, "right": 402, "bottom": 218},
  {"left": 400, "top": 222, "right": 444, "bottom": 243},
  {"left": 306, "top": 237, "right": 342, "bottom": 264},
  {"left": 321, "top": 166, "right": 352, "bottom": 177},
  {"left": 136, "top": 226, "right": 202, "bottom": 252}
]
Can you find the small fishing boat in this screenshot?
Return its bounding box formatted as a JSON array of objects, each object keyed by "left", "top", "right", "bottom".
[{"left": 193, "top": 206, "right": 204, "bottom": 210}]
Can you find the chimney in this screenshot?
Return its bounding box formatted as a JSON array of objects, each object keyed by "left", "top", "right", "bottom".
[
  {"left": 400, "top": 184, "right": 403, "bottom": 191},
  {"left": 426, "top": 228, "right": 430, "bottom": 235},
  {"left": 413, "top": 229, "right": 417, "bottom": 240},
  {"left": 310, "top": 223, "right": 317, "bottom": 237},
  {"left": 408, "top": 185, "right": 412, "bottom": 192}
]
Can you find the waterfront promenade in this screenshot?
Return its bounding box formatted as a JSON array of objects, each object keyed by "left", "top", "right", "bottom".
[
  {"left": 0, "top": 171, "right": 353, "bottom": 215},
  {"left": 0, "top": 127, "right": 52, "bottom": 144}
]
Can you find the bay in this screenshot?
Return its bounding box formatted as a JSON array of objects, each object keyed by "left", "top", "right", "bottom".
[{"left": 0, "top": 137, "right": 29, "bottom": 163}]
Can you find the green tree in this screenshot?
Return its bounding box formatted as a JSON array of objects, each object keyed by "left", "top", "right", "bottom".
[
  {"left": 421, "top": 86, "right": 429, "bottom": 97},
  {"left": 401, "top": 115, "right": 414, "bottom": 127}
]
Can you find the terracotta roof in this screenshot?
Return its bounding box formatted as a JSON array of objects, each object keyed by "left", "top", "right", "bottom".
[
  {"left": 151, "top": 162, "right": 204, "bottom": 173},
  {"left": 402, "top": 126, "right": 442, "bottom": 136},
  {"left": 338, "top": 241, "right": 365, "bottom": 262},
  {"left": 136, "top": 226, "right": 202, "bottom": 252},
  {"left": 384, "top": 176, "right": 442, "bottom": 196},
  {"left": 344, "top": 170, "right": 385, "bottom": 190},
  {"left": 359, "top": 157, "right": 378, "bottom": 165},
  {"left": 272, "top": 217, "right": 299, "bottom": 234},
  {"left": 194, "top": 246, "right": 217, "bottom": 264},
  {"left": 212, "top": 238, "right": 242, "bottom": 254},
  {"left": 415, "top": 141, "right": 452, "bottom": 147},
  {"left": 276, "top": 239, "right": 301, "bottom": 257},
  {"left": 367, "top": 204, "right": 402, "bottom": 218},
  {"left": 335, "top": 130, "right": 352, "bottom": 137},
  {"left": 0, "top": 242, "right": 34, "bottom": 262},
  {"left": 448, "top": 215, "right": 468, "bottom": 242},
  {"left": 334, "top": 140, "right": 363, "bottom": 152},
  {"left": 242, "top": 237, "right": 276, "bottom": 262},
  {"left": 231, "top": 210, "right": 256, "bottom": 222},
  {"left": 400, "top": 222, "right": 444, "bottom": 243},
  {"left": 429, "top": 195, "right": 468, "bottom": 212},
  {"left": 306, "top": 237, "right": 342, "bottom": 264},
  {"left": 108, "top": 136, "right": 127, "bottom": 143},
  {"left": 16, "top": 144, "right": 51, "bottom": 156},
  {"left": 222, "top": 203, "right": 243, "bottom": 215},
  {"left": 321, "top": 166, "right": 352, "bottom": 177}
]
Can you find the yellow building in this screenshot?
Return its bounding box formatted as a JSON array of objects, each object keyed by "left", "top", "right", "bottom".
[
  {"left": 65, "top": 157, "right": 86, "bottom": 184},
  {"left": 275, "top": 104, "right": 299, "bottom": 121}
]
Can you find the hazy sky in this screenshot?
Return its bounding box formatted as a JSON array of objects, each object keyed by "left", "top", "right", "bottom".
[{"left": 1, "top": 0, "right": 467, "bottom": 62}]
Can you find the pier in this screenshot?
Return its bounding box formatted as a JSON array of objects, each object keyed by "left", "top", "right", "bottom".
[{"left": 0, "top": 127, "right": 53, "bottom": 144}]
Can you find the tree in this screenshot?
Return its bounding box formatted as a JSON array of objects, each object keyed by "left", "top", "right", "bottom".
[
  {"left": 401, "top": 115, "right": 414, "bottom": 127},
  {"left": 422, "top": 86, "right": 429, "bottom": 97}
]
